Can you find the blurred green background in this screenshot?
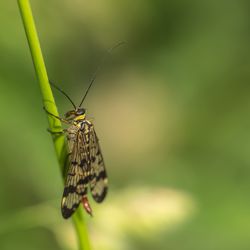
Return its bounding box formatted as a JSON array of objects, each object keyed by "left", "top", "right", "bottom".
[{"left": 1, "top": 0, "right": 250, "bottom": 249}]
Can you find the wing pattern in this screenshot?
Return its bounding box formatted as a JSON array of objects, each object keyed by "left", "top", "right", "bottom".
[
  {"left": 88, "top": 121, "right": 108, "bottom": 203},
  {"left": 61, "top": 120, "right": 108, "bottom": 219}
]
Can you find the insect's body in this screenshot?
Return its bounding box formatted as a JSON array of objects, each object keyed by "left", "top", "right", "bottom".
[{"left": 46, "top": 107, "right": 108, "bottom": 219}]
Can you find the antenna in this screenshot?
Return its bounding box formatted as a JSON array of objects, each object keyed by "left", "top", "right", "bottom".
[
  {"left": 78, "top": 41, "right": 125, "bottom": 108},
  {"left": 50, "top": 81, "right": 77, "bottom": 109}
]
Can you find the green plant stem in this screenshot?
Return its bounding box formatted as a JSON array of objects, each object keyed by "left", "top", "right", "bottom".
[{"left": 17, "top": 1, "right": 91, "bottom": 249}]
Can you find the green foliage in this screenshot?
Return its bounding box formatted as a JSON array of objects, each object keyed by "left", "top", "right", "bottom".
[{"left": 0, "top": 0, "right": 250, "bottom": 250}]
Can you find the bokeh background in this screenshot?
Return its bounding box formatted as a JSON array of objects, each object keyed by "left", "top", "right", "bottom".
[{"left": 1, "top": 1, "right": 250, "bottom": 250}]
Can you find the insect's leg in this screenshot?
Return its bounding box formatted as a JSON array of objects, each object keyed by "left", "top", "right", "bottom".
[
  {"left": 43, "top": 107, "right": 70, "bottom": 124},
  {"left": 47, "top": 128, "right": 66, "bottom": 135}
]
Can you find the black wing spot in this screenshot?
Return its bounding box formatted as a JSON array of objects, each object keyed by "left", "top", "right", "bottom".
[
  {"left": 80, "top": 159, "right": 87, "bottom": 167},
  {"left": 71, "top": 160, "right": 78, "bottom": 166},
  {"left": 63, "top": 185, "right": 77, "bottom": 195},
  {"left": 95, "top": 170, "right": 107, "bottom": 182},
  {"left": 91, "top": 186, "right": 108, "bottom": 203},
  {"left": 61, "top": 203, "right": 79, "bottom": 219}
]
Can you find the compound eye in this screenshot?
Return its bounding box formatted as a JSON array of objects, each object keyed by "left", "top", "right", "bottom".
[{"left": 76, "top": 108, "right": 85, "bottom": 115}]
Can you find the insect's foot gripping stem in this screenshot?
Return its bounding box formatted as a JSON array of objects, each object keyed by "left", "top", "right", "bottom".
[
  {"left": 43, "top": 106, "right": 70, "bottom": 124},
  {"left": 47, "top": 128, "right": 64, "bottom": 135},
  {"left": 43, "top": 106, "right": 55, "bottom": 116},
  {"left": 82, "top": 196, "right": 93, "bottom": 217}
]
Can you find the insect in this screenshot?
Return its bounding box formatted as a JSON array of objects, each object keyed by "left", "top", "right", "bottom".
[
  {"left": 44, "top": 68, "right": 109, "bottom": 219},
  {"left": 44, "top": 43, "right": 123, "bottom": 218}
]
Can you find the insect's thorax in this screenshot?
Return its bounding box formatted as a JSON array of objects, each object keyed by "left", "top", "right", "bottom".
[
  {"left": 67, "top": 118, "right": 92, "bottom": 137},
  {"left": 74, "top": 114, "right": 86, "bottom": 122},
  {"left": 66, "top": 118, "right": 93, "bottom": 159}
]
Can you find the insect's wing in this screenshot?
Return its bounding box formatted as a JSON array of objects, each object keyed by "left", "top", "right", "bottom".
[
  {"left": 61, "top": 131, "right": 89, "bottom": 219},
  {"left": 89, "top": 126, "right": 108, "bottom": 203}
]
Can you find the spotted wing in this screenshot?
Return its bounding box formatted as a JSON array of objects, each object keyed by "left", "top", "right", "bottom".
[
  {"left": 89, "top": 125, "right": 108, "bottom": 203},
  {"left": 61, "top": 129, "right": 90, "bottom": 219}
]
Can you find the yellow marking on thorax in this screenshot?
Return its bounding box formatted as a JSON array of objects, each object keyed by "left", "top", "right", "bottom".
[{"left": 74, "top": 114, "right": 86, "bottom": 121}]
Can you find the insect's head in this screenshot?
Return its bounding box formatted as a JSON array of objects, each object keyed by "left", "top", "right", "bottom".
[{"left": 65, "top": 108, "right": 86, "bottom": 121}]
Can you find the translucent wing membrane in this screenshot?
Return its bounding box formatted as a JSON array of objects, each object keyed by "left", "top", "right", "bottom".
[
  {"left": 61, "top": 126, "right": 90, "bottom": 218},
  {"left": 88, "top": 125, "right": 108, "bottom": 202},
  {"left": 61, "top": 120, "right": 108, "bottom": 219}
]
